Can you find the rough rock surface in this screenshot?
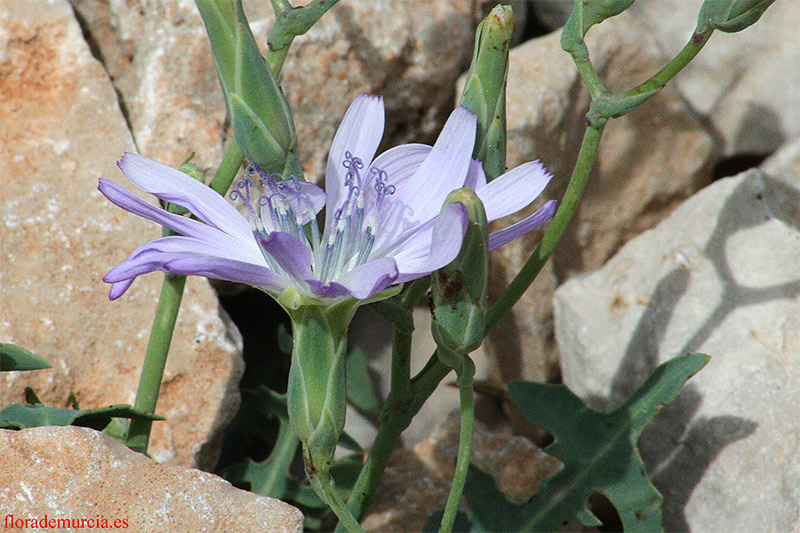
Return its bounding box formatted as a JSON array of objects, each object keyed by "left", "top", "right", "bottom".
[
  {"left": 70, "top": 0, "right": 481, "bottom": 180},
  {"left": 627, "top": 0, "right": 797, "bottom": 156},
  {"left": 361, "top": 414, "right": 561, "bottom": 532},
  {"left": 554, "top": 159, "right": 800, "bottom": 530},
  {"left": 0, "top": 0, "right": 242, "bottom": 468},
  {"left": 0, "top": 426, "right": 303, "bottom": 532},
  {"left": 484, "top": 13, "right": 715, "bottom": 383}
]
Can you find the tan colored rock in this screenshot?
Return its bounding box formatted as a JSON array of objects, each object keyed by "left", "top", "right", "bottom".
[
  {"left": 0, "top": 426, "right": 302, "bottom": 532},
  {"left": 70, "top": 0, "right": 480, "bottom": 178},
  {"left": 0, "top": 0, "right": 242, "bottom": 468},
  {"left": 484, "top": 13, "right": 715, "bottom": 383},
  {"left": 361, "top": 414, "right": 561, "bottom": 532}
]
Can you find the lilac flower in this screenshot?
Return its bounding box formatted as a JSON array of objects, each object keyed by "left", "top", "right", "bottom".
[{"left": 99, "top": 94, "right": 556, "bottom": 302}]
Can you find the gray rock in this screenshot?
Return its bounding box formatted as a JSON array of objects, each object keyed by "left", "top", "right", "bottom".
[
  {"left": 554, "top": 161, "right": 800, "bottom": 530},
  {"left": 627, "top": 0, "right": 798, "bottom": 156},
  {"left": 0, "top": 0, "right": 242, "bottom": 468},
  {"left": 0, "top": 426, "right": 303, "bottom": 532},
  {"left": 484, "top": 13, "right": 715, "bottom": 383}
]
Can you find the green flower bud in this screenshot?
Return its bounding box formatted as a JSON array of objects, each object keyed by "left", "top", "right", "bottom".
[
  {"left": 285, "top": 302, "right": 350, "bottom": 472},
  {"left": 459, "top": 5, "right": 513, "bottom": 181},
  {"left": 195, "top": 0, "right": 298, "bottom": 174},
  {"left": 431, "top": 188, "right": 489, "bottom": 368},
  {"left": 697, "top": 0, "right": 776, "bottom": 33}
]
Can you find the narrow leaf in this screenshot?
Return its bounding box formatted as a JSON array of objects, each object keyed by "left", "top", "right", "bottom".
[{"left": 0, "top": 343, "right": 51, "bottom": 371}]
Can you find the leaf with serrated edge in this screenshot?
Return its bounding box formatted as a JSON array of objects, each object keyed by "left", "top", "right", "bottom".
[{"left": 464, "top": 353, "right": 708, "bottom": 531}]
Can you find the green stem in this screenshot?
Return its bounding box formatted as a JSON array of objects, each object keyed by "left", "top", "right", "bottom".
[
  {"left": 126, "top": 134, "right": 244, "bottom": 454},
  {"left": 126, "top": 269, "right": 186, "bottom": 454},
  {"left": 208, "top": 138, "right": 244, "bottom": 196},
  {"left": 267, "top": 0, "right": 340, "bottom": 74},
  {"left": 308, "top": 467, "right": 365, "bottom": 533},
  {"left": 439, "top": 357, "right": 476, "bottom": 533},
  {"left": 485, "top": 123, "right": 604, "bottom": 334},
  {"left": 340, "top": 353, "right": 451, "bottom": 527},
  {"left": 621, "top": 29, "right": 713, "bottom": 102},
  {"left": 387, "top": 326, "right": 412, "bottom": 407},
  {"left": 485, "top": 27, "right": 715, "bottom": 334}
]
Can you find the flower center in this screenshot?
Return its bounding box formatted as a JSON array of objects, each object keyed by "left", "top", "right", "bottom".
[{"left": 230, "top": 156, "right": 395, "bottom": 286}]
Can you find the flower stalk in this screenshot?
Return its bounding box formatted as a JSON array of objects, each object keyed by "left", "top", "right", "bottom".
[{"left": 125, "top": 0, "right": 332, "bottom": 453}]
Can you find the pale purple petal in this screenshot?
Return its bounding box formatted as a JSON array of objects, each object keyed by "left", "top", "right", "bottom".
[
  {"left": 98, "top": 179, "right": 261, "bottom": 260},
  {"left": 305, "top": 280, "right": 350, "bottom": 299},
  {"left": 397, "top": 106, "right": 476, "bottom": 225},
  {"left": 394, "top": 202, "right": 468, "bottom": 283},
  {"left": 104, "top": 248, "right": 284, "bottom": 300},
  {"left": 489, "top": 200, "right": 557, "bottom": 250},
  {"left": 119, "top": 234, "right": 264, "bottom": 266},
  {"left": 117, "top": 153, "right": 253, "bottom": 243},
  {"left": 367, "top": 143, "right": 432, "bottom": 250},
  {"left": 162, "top": 256, "right": 286, "bottom": 289},
  {"left": 324, "top": 94, "right": 385, "bottom": 232},
  {"left": 476, "top": 160, "right": 552, "bottom": 222},
  {"left": 293, "top": 181, "right": 327, "bottom": 221},
  {"left": 464, "top": 158, "right": 487, "bottom": 190},
  {"left": 108, "top": 279, "right": 135, "bottom": 300},
  {"left": 255, "top": 231, "right": 314, "bottom": 281},
  {"left": 369, "top": 143, "right": 431, "bottom": 181},
  {"left": 333, "top": 257, "right": 399, "bottom": 299}
]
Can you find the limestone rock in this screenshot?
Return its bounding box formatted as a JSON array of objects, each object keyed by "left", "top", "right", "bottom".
[
  {"left": 70, "top": 0, "right": 480, "bottom": 179},
  {"left": 485, "top": 13, "right": 715, "bottom": 383},
  {"left": 361, "top": 414, "right": 561, "bottom": 532},
  {"left": 553, "top": 162, "right": 800, "bottom": 530},
  {"left": 627, "top": 0, "right": 798, "bottom": 156},
  {"left": 0, "top": 0, "right": 242, "bottom": 468},
  {"left": 0, "top": 426, "right": 302, "bottom": 532}
]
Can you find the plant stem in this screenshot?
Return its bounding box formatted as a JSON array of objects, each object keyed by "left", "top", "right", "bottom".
[
  {"left": 308, "top": 467, "right": 365, "bottom": 533},
  {"left": 339, "top": 352, "right": 451, "bottom": 528},
  {"left": 208, "top": 138, "right": 244, "bottom": 196},
  {"left": 622, "top": 29, "right": 713, "bottom": 102},
  {"left": 126, "top": 270, "right": 186, "bottom": 454},
  {"left": 485, "top": 123, "right": 604, "bottom": 334},
  {"left": 439, "top": 357, "right": 476, "bottom": 533}
]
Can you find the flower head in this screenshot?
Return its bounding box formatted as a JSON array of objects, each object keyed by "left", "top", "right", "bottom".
[{"left": 99, "top": 94, "right": 555, "bottom": 302}]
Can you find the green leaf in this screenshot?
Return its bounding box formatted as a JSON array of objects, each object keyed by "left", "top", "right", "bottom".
[
  {"left": 464, "top": 353, "right": 709, "bottom": 532},
  {"left": 218, "top": 387, "right": 298, "bottom": 499},
  {"left": 345, "top": 346, "right": 380, "bottom": 416},
  {"left": 0, "top": 403, "right": 163, "bottom": 431},
  {"left": 0, "top": 343, "right": 51, "bottom": 371}
]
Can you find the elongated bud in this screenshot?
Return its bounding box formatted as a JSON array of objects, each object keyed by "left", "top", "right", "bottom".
[
  {"left": 697, "top": 0, "right": 776, "bottom": 33},
  {"left": 195, "top": 0, "right": 298, "bottom": 174},
  {"left": 431, "top": 188, "right": 489, "bottom": 367},
  {"left": 459, "top": 5, "right": 513, "bottom": 181}
]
